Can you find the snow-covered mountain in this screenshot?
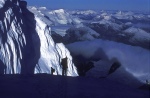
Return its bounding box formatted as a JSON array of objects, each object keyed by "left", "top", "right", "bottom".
[
  {"left": 0, "top": 0, "right": 78, "bottom": 76},
  {"left": 1, "top": 0, "right": 149, "bottom": 85},
  {"left": 26, "top": 6, "right": 150, "bottom": 82},
  {"left": 123, "top": 27, "right": 150, "bottom": 43},
  {"left": 28, "top": 7, "right": 150, "bottom": 49},
  {"left": 28, "top": 7, "right": 82, "bottom": 26}
]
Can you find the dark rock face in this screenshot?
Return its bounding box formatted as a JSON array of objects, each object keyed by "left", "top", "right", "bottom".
[
  {"left": 87, "top": 22, "right": 150, "bottom": 50},
  {"left": 0, "top": 0, "right": 40, "bottom": 74},
  {"left": 19, "top": 0, "right": 41, "bottom": 74},
  {"left": 19, "top": 0, "right": 27, "bottom": 8}
]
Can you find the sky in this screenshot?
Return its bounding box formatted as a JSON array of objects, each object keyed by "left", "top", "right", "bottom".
[{"left": 24, "top": 0, "right": 150, "bottom": 11}]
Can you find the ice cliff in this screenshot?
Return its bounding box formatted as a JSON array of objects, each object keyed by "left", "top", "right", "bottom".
[{"left": 0, "top": 0, "right": 78, "bottom": 76}]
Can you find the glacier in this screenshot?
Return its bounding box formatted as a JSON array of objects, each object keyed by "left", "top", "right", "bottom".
[{"left": 0, "top": 0, "right": 78, "bottom": 76}]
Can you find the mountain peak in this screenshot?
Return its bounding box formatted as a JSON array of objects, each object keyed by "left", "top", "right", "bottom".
[
  {"left": 39, "top": 6, "right": 47, "bottom": 10},
  {"left": 54, "top": 9, "right": 65, "bottom": 13}
]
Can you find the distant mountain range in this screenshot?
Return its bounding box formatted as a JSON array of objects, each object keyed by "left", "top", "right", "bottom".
[{"left": 28, "top": 6, "right": 150, "bottom": 49}]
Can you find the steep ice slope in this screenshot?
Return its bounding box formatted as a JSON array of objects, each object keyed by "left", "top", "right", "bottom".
[
  {"left": 34, "top": 17, "right": 78, "bottom": 76},
  {"left": 27, "top": 6, "right": 53, "bottom": 26},
  {"left": 0, "top": 0, "right": 78, "bottom": 76},
  {"left": 0, "top": 0, "right": 26, "bottom": 74}
]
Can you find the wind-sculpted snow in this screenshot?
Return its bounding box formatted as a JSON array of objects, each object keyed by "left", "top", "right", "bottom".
[
  {"left": 0, "top": 0, "right": 78, "bottom": 76},
  {"left": 34, "top": 17, "right": 78, "bottom": 76},
  {"left": 0, "top": 0, "right": 26, "bottom": 74}
]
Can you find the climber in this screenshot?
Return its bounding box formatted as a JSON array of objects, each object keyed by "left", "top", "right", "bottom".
[{"left": 61, "top": 57, "right": 68, "bottom": 76}]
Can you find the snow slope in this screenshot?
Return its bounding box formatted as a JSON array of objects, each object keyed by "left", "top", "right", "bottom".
[
  {"left": 0, "top": 0, "right": 78, "bottom": 76},
  {"left": 28, "top": 7, "right": 83, "bottom": 37},
  {"left": 67, "top": 39, "right": 150, "bottom": 83},
  {"left": 34, "top": 17, "right": 78, "bottom": 76},
  {"left": 0, "top": 0, "right": 26, "bottom": 74},
  {"left": 123, "top": 27, "right": 150, "bottom": 42}
]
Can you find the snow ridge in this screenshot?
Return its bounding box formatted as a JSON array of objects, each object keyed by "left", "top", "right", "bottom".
[
  {"left": 34, "top": 17, "right": 78, "bottom": 76},
  {"left": 0, "top": 0, "right": 78, "bottom": 76}
]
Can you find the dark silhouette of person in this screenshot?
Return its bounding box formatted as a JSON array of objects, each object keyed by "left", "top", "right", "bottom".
[
  {"left": 51, "top": 67, "right": 55, "bottom": 75},
  {"left": 61, "top": 57, "right": 68, "bottom": 76},
  {"left": 108, "top": 61, "right": 121, "bottom": 75}
]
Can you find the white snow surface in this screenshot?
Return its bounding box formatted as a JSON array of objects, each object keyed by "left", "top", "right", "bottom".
[
  {"left": 114, "top": 11, "right": 134, "bottom": 20},
  {"left": 124, "top": 27, "right": 150, "bottom": 42},
  {"left": 28, "top": 7, "right": 82, "bottom": 26},
  {"left": 67, "top": 39, "right": 150, "bottom": 82},
  {"left": 0, "top": 3, "right": 25, "bottom": 74},
  {"left": 72, "top": 10, "right": 97, "bottom": 15},
  {"left": 99, "top": 19, "right": 122, "bottom": 30},
  {"left": 0, "top": 0, "right": 78, "bottom": 76},
  {"left": 38, "top": 7, "right": 47, "bottom": 10},
  {"left": 34, "top": 17, "right": 78, "bottom": 76}
]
